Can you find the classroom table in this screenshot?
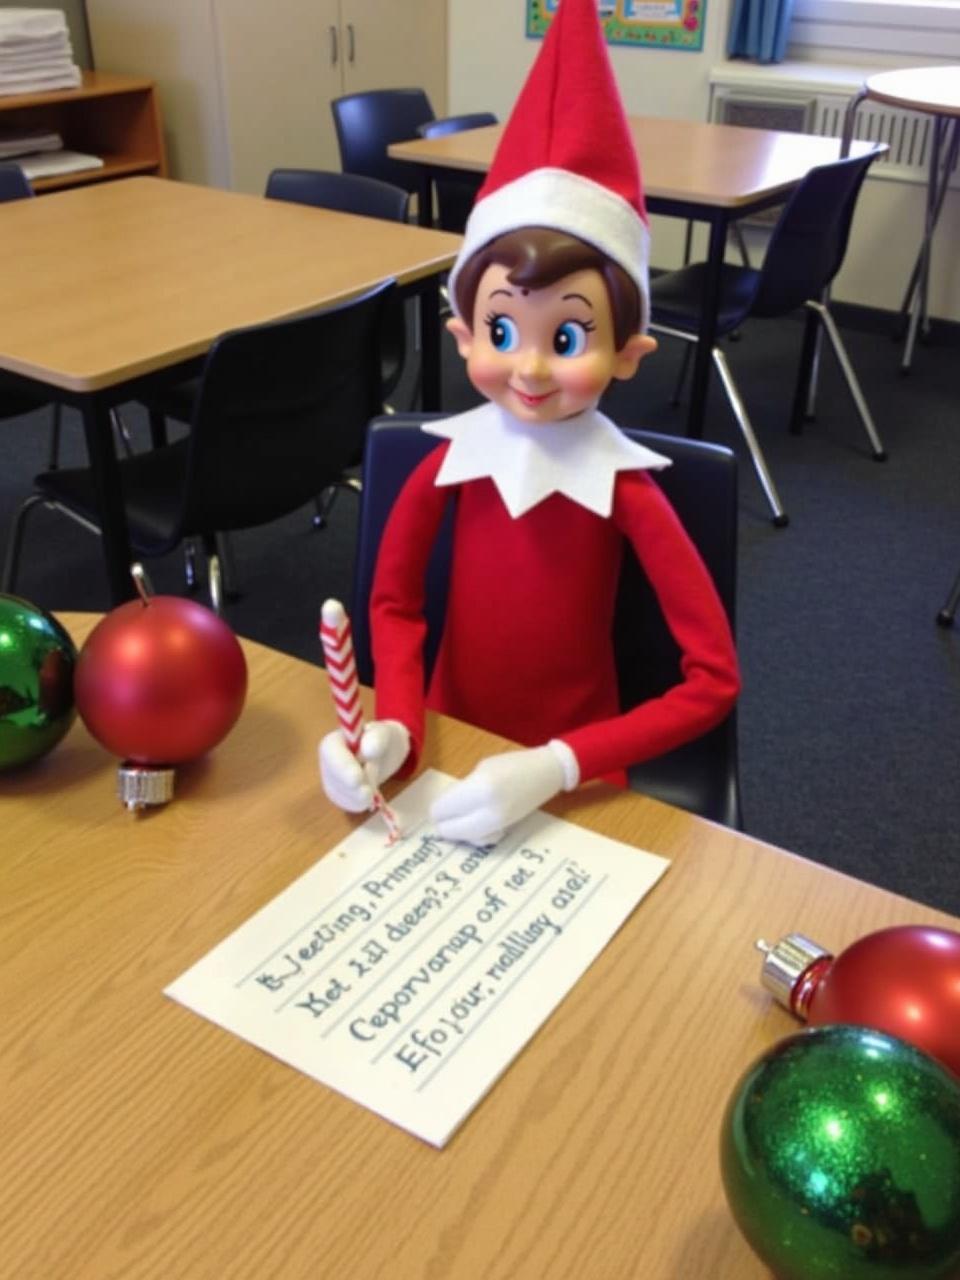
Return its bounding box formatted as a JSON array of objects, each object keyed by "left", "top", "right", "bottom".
[
  {"left": 3, "top": 613, "right": 957, "bottom": 1280},
  {"left": 0, "top": 178, "right": 461, "bottom": 605},
  {"left": 388, "top": 118, "right": 879, "bottom": 440},
  {"left": 842, "top": 66, "right": 960, "bottom": 372}
]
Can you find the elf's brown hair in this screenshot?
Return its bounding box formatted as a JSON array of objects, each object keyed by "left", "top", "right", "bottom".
[{"left": 453, "top": 227, "right": 641, "bottom": 349}]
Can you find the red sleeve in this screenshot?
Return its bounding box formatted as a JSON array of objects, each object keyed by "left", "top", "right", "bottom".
[
  {"left": 559, "top": 471, "right": 741, "bottom": 783},
  {"left": 369, "top": 443, "right": 452, "bottom": 773}
]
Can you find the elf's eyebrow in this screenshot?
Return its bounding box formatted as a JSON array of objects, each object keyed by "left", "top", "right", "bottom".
[
  {"left": 489, "top": 287, "right": 513, "bottom": 299},
  {"left": 562, "top": 292, "right": 593, "bottom": 307}
]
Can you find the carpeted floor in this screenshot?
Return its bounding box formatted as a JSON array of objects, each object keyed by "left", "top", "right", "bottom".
[{"left": 2, "top": 302, "right": 958, "bottom": 915}]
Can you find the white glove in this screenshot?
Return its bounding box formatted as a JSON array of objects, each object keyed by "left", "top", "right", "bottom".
[
  {"left": 319, "top": 720, "right": 411, "bottom": 813},
  {"left": 430, "top": 741, "right": 579, "bottom": 844}
]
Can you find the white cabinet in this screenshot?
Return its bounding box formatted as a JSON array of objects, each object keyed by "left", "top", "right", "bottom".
[{"left": 86, "top": 0, "right": 447, "bottom": 193}]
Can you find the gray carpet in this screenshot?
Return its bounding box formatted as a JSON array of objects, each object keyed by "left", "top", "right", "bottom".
[{"left": 2, "top": 305, "right": 958, "bottom": 915}]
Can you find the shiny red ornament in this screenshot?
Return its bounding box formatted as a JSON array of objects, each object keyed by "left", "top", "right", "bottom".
[
  {"left": 75, "top": 595, "right": 247, "bottom": 765},
  {"left": 758, "top": 925, "right": 960, "bottom": 1080}
]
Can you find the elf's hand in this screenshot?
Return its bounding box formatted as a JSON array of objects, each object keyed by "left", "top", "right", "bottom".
[
  {"left": 319, "top": 719, "right": 411, "bottom": 813},
  {"left": 430, "top": 741, "right": 578, "bottom": 844}
]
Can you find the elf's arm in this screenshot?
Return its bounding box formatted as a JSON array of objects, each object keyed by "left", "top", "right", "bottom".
[
  {"left": 558, "top": 469, "right": 740, "bottom": 782},
  {"left": 369, "top": 444, "right": 453, "bottom": 774}
]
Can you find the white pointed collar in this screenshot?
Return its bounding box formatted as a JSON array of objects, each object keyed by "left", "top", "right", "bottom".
[{"left": 423, "top": 402, "right": 671, "bottom": 519}]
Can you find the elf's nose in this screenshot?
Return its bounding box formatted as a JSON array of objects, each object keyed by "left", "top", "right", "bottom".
[{"left": 516, "top": 345, "right": 551, "bottom": 383}]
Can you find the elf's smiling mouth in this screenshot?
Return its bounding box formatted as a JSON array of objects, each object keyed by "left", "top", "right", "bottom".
[{"left": 511, "top": 387, "right": 557, "bottom": 408}]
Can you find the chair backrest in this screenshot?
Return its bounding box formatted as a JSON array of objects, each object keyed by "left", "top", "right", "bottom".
[
  {"left": 175, "top": 281, "right": 392, "bottom": 538},
  {"left": 265, "top": 168, "right": 409, "bottom": 222},
  {"left": 264, "top": 167, "right": 408, "bottom": 400},
  {"left": 352, "top": 414, "right": 741, "bottom": 827},
  {"left": 417, "top": 112, "right": 497, "bottom": 232},
  {"left": 751, "top": 150, "right": 881, "bottom": 317},
  {"left": 331, "top": 88, "right": 435, "bottom": 194},
  {"left": 0, "top": 161, "right": 33, "bottom": 202}
]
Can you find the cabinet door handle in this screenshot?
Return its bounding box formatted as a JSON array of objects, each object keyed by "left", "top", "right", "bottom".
[
  {"left": 330, "top": 25, "right": 339, "bottom": 65},
  {"left": 347, "top": 22, "right": 355, "bottom": 63}
]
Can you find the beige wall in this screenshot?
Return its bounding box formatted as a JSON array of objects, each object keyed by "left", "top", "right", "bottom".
[{"left": 447, "top": 3, "right": 960, "bottom": 321}]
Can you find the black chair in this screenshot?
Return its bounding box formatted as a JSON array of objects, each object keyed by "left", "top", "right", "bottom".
[
  {"left": 350, "top": 415, "right": 742, "bottom": 829},
  {"left": 3, "top": 283, "right": 393, "bottom": 611},
  {"left": 416, "top": 112, "right": 497, "bottom": 232},
  {"left": 331, "top": 88, "right": 435, "bottom": 197},
  {"left": 649, "top": 150, "right": 886, "bottom": 528}
]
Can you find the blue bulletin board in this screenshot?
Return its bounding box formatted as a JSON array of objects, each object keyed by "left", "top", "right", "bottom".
[{"left": 526, "top": 0, "right": 705, "bottom": 52}]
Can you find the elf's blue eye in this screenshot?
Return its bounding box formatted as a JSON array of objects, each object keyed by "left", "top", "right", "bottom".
[
  {"left": 488, "top": 315, "right": 519, "bottom": 352},
  {"left": 554, "top": 321, "right": 588, "bottom": 357}
]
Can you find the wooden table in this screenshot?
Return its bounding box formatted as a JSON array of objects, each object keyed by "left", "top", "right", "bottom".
[
  {"left": 843, "top": 66, "right": 960, "bottom": 371},
  {"left": 389, "top": 117, "right": 878, "bottom": 439},
  {"left": 3, "top": 613, "right": 957, "bottom": 1279},
  {"left": 0, "top": 178, "right": 461, "bottom": 603}
]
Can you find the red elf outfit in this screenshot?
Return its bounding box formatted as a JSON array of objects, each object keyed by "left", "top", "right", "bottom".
[{"left": 321, "top": 0, "right": 739, "bottom": 842}]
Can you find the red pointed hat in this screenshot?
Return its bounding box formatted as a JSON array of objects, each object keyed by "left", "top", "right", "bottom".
[{"left": 448, "top": 0, "right": 650, "bottom": 330}]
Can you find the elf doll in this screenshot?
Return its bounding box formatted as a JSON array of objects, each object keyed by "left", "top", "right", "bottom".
[{"left": 320, "top": 0, "right": 740, "bottom": 843}]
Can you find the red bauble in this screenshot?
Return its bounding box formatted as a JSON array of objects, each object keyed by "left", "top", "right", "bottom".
[
  {"left": 75, "top": 596, "right": 247, "bottom": 764},
  {"left": 805, "top": 926, "right": 960, "bottom": 1079}
]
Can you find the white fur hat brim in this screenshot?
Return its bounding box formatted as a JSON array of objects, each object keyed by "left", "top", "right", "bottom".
[{"left": 447, "top": 167, "right": 651, "bottom": 332}]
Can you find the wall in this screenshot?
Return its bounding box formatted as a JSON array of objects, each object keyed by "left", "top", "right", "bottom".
[{"left": 447, "top": 2, "right": 960, "bottom": 321}]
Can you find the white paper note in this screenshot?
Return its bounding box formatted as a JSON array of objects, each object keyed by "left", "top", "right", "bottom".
[{"left": 166, "top": 769, "right": 670, "bottom": 1147}]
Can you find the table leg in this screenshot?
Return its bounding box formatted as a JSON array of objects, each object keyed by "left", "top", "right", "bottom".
[
  {"left": 900, "top": 116, "right": 959, "bottom": 372},
  {"left": 419, "top": 276, "right": 441, "bottom": 411},
  {"left": 685, "top": 214, "right": 727, "bottom": 439},
  {"left": 416, "top": 167, "right": 432, "bottom": 228},
  {"left": 80, "top": 398, "right": 135, "bottom": 604}
]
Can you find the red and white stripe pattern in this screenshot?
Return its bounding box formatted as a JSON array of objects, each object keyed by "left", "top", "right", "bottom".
[
  {"left": 320, "top": 599, "right": 363, "bottom": 753},
  {"left": 320, "top": 598, "right": 401, "bottom": 843}
]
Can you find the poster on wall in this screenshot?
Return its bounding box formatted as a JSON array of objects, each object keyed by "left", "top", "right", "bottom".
[{"left": 526, "top": 0, "right": 705, "bottom": 52}]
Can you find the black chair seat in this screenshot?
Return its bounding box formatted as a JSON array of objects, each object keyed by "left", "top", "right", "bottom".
[
  {"left": 36, "top": 441, "right": 189, "bottom": 549},
  {"left": 650, "top": 263, "right": 760, "bottom": 337}
]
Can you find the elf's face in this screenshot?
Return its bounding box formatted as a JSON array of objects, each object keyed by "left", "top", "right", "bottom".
[{"left": 447, "top": 263, "right": 655, "bottom": 425}]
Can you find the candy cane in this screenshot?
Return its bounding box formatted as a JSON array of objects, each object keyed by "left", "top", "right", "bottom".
[
  {"left": 320, "top": 599, "right": 400, "bottom": 842},
  {"left": 320, "top": 599, "right": 363, "bottom": 753}
]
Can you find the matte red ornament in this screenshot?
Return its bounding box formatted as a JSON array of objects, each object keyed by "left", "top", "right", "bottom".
[
  {"left": 75, "top": 587, "right": 247, "bottom": 807},
  {"left": 757, "top": 926, "right": 960, "bottom": 1080}
]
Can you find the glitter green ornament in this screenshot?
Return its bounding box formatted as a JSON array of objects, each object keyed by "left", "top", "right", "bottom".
[
  {"left": 0, "top": 594, "right": 77, "bottom": 771},
  {"left": 720, "top": 1025, "right": 960, "bottom": 1280}
]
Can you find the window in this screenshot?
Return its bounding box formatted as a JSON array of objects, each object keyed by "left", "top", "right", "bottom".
[{"left": 790, "top": 0, "right": 960, "bottom": 57}]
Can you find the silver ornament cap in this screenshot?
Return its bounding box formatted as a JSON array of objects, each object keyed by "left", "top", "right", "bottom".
[
  {"left": 117, "top": 762, "right": 176, "bottom": 812},
  {"left": 755, "top": 933, "right": 833, "bottom": 1010}
]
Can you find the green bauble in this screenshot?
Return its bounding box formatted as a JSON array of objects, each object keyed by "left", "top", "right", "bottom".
[
  {"left": 721, "top": 1025, "right": 960, "bottom": 1279},
  {"left": 0, "top": 594, "right": 77, "bottom": 771}
]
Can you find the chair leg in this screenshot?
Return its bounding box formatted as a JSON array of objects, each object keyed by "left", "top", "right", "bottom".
[
  {"left": 208, "top": 552, "right": 224, "bottom": 615},
  {"left": 313, "top": 484, "right": 339, "bottom": 530},
  {"left": 1, "top": 494, "right": 48, "bottom": 592},
  {"left": 936, "top": 564, "right": 960, "bottom": 628},
  {"left": 806, "top": 300, "right": 887, "bottom": 461},
  {"left": 789, "top": 309, "right": 820, "bottom": 436},
  {"left": 111, "top": 408, "right": 135, "bottom": 458},
  {"left": 215, "top": 532, "right": 239, "bottom": 599},
  {"left": 183, "top": 539, "right": 199, "bottom": 591},
  {"left": 711, "top": 346, "right": 789, "bottom": 528}
]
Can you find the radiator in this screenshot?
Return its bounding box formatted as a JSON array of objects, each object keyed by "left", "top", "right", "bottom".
[{"left": 710, "top": 83, "right": 948, "bottom": 188}]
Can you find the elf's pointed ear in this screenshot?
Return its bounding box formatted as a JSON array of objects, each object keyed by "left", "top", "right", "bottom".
[
  {"left": 612, "top": 333, "right": 657, "bottom": 382},
  {"left": 446, "top": 314, "right": 474, "bottom": 359}
]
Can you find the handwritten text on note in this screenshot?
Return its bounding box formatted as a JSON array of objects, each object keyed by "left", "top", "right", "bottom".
[{"left": 165, "top": 770, "right": 670, "bottom": 1147}]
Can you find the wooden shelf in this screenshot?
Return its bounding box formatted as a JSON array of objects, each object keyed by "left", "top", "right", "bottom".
[{"left": 0, "top": 70, "right": 167, "bottom": 193}]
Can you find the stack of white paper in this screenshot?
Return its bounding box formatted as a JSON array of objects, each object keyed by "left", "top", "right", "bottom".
[
  {"left": 0, "top": 126, "right": 62, "bottom": 157},
  {"left": 0, "top": 9, "right": 82, "bottom": 96}
]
